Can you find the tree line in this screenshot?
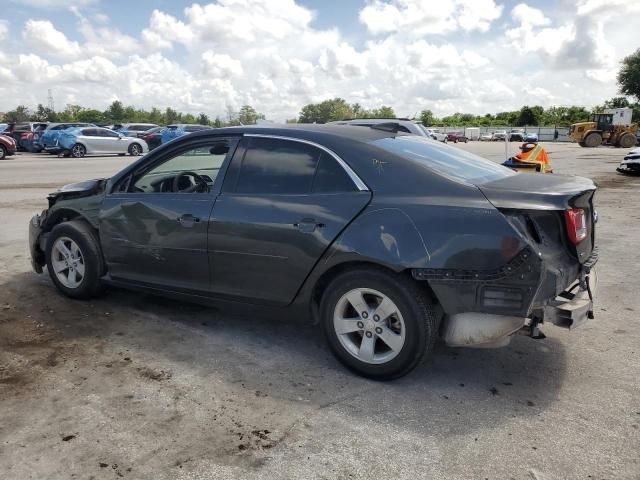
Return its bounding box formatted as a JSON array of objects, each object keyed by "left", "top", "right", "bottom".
[{"left": 2, "top": 101, "right": 265, "bottom": 127}]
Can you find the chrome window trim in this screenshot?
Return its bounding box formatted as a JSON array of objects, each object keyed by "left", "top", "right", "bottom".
[{"left": 244, "top": 133, "right": 369, "bottom": 191}]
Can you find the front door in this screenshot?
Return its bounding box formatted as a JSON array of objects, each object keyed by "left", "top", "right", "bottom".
[
  {"left": 100, "top": 138, "right": 238, "bottom": 293},
  {"left": 209, "top": 135, "right": 371, "bottom": 305}
]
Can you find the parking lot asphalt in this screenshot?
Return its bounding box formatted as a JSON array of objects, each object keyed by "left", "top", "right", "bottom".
[{"left": 1, "top": 142, "right": 639, "bottom": 480}]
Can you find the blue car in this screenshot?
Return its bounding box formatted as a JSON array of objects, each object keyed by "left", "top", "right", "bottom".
[
  {"left": 524, "top": 132, "right": 539, "bottom": 142},
  {"left": 38, "top": 123, "right": 95, "bottom": 154}
]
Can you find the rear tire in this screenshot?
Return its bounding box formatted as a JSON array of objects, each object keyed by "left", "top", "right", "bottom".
[
  {"left": 321, "top": 267, "right": 439, "bottom": 380},
  {"left": 618, "top": 133, "right": 636, "bottom": 149},
  {"left": 583, "top": 132, "right": 602, "bottom": 148},
  {"left": 45, "top": 220, "right": 105, "bottom": 299}
]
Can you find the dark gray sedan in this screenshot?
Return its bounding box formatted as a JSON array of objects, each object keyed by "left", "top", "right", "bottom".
[{"left": 29, "top": 125, "right": 598, "bottom": 379}]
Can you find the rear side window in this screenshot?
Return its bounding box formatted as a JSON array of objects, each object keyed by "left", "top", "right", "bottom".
[
  {"left": 235, "top": 138, "right": 321, "bottom": 194},
  {"left": 312, "top": 153, "right": 356, "bottom": 193},
  {"left": 371, "top": 135, "right": 515, "bottom": 184}
]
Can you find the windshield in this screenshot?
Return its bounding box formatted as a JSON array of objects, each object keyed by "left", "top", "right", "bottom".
[{"left": 370, "top": 135, "right": 515, "bottom": 184}]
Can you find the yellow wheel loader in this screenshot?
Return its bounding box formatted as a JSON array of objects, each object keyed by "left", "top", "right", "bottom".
[{"left": 569, "top": 113, "right": 638, "bottom": 148}]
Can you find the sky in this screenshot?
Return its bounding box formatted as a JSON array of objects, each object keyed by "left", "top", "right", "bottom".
[{"left": 0, "top": 0, "right": 638, "bottom": 121}]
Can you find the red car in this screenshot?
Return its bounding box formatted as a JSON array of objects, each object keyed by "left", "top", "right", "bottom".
[
  {"left": 0, "top": 133, "right": 17, "bottom": 159},
  {"left": 446, "top": 132, "right": 469, "bottom": 143}
]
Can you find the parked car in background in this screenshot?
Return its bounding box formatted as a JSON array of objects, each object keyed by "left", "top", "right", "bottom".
[
  {"left": 493, "top": 130, "right": 507, "bottom": 141},
  {"left": 524, "top": 132, "right": 539, "bottom": 142},
  {"left": 37, "top": 123, "right": 95, "bottom": 154},
  {"left": 8, "top": 122, "right": 48, "bottom": 151},
  {"left": 480, "top": 132, "right": 494, "bottom": 141},
  {"left": 0, "top": 131, "right": 17, "bottom": 159},
  {"left": 0, "top": 123, "right": 8, "bottom": 132},
  {"left": 423, "top": 127, "right": 448, "bottom": 142},
  {"left": 141, "top": 126, "right": 164, "bottom": 151},
  {"left": 509, "top": 129, "right": 525, "bottom": 142},
  {"left": 160, "top": 124, "right": 213, "bottom": 145},
  {"left": 58, "top": 127, "right": 148, "bottom": 158},
  {"left": 28, "top": 125, "right": 598, "bottom": 379},
  {"left": 329, "top": 118, "right": 430, "bottom": 137},
  {"left": 116, "top": 123, "right": 159, "bottom": 138},
  {"left": 446, "top": 132, "right": 469, "bottom": 143}
]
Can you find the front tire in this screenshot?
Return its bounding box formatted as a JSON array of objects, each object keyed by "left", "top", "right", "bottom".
[
  {"left": 128, "top": 143, "right": 142, "bottom": 156},
  {"left": 0, "top": 145, "right": 6, "bottom": 160},
  {"left": 45, "top": 220, "right": 105, "bottom": 299},
  {"left": 71, "top": 143, "right": 86, "bottom": 158},
  {"left": 321, "top": 267, "right": 439, "bottom": 380},
  {"left": 583, "top": 132, "right": 602, "bottom": 148}
]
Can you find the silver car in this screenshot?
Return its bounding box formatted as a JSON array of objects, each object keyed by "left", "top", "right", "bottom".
[{"left": 60, "top": 127, "right": 149, "bottom": 158}]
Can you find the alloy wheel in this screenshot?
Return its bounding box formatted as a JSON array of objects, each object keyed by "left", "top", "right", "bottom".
[
  {"left": 131, "top": 144, "right": 141, "bottom": 155},
  {"left": 71, "top": 144, "right": 85, "bottom": 158},
  {"left": 51, "top": 236, "right": 85, "bottom": 289},
  {"left": 333, "top": 288, "right": 406, "bottom": 364}
]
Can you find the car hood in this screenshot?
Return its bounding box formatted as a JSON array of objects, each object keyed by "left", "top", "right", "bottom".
[
  {"left": 478, "top": 173, "right": 596, "bottom": 210},
  {"left": 47, "top": 178, "right": 107, "bottom": 207}
]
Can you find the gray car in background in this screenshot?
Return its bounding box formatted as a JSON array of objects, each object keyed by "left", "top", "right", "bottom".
[
  {"left": 59, "top": 126, "right": 149, "bottom": 157},
  {"left": 329, "top": 118, "right": 431, "bottom": 136}
]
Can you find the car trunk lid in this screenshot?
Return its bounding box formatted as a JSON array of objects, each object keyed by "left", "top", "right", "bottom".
[{"left": 477, "top": 173, "right": 596, "bottom": 264}]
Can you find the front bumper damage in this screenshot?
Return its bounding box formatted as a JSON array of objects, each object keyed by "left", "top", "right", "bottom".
[
  {"left": 29, "top": 212, "right": 46, "bottom": 274},
  {"left": 617, "top": 148, "right": 640, "bottom": 175}
]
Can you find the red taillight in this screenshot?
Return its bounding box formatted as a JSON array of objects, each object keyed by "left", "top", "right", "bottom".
[{"left": 564, "top": 208, "right": 588, "bottom": 244}]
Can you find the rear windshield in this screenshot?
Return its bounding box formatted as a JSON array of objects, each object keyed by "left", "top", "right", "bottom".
[{"left": 370, "top": 135, "right": 515, "bottom": 184}]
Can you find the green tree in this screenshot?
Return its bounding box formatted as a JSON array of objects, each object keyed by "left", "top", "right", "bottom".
[
  {"left": 76, "top": 109, "right": 105, "bottom": 123},
  {"left": 165, "top": 107, "right": 179, "bottom": 125},
  {"left": 148, "top": 107, "right": 163, "bottom": 125},
  {"left": 419, "top": 109, "right": 435, "bottom": 126},
  {"left": 516, "top": 106, "right": 538, "bottom": 126},
  {"left": 212, "top": 116, "right": 224, "bottom": 128},
  {"left": 105, "top": 101, "right": 125, "bottom": 122},
  {"left": 238, "top": 105, "right": 264, "bottom": 125},
  {"left": 197, "top": 112, "right": 210, "bottom": 125},
  {"left": 182, "top": 113, "right": 197, "bottom": 124},
  {"left": 298, "top": 98, "right": 354, "bottom": 123},
  {"left": 618, "top": 48, "right": 640, "bottom": 101},
  {"left": 4, "top": 105, "right": 30, "bottom": 122},
  {"left": 32, "top": 104, "right": 57, "bottom": 122}
]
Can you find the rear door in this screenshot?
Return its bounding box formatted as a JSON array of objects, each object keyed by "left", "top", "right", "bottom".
[{"left": 208, "top": 135, "right": 371, "bottom": 305}]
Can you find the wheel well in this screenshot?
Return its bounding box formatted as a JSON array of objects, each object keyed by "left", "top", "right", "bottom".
[{"left": 309, "top": 261, "right": 438, "bottom": 323}]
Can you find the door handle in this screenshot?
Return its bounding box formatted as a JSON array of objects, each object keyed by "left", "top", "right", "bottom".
[
  {"left": 293, "top": 218, "right": 325, "bottom": 233},
  {"left": 177, "top": 214, "right": 201, "bottom": 227}
]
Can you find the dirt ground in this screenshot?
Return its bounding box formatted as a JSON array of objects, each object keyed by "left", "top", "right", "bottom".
[{"left": 0, "top": 142, "right": 638, "bottom": 480}]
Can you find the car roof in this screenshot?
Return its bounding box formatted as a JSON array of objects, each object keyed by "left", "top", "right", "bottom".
[{"left": 183, "top": 123, "right": 403, "bottom": 144}]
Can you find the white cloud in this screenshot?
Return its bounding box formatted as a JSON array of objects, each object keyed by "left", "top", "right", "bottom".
[
  {"left": 22, "top": 20, "right": 81, "bottom": 59},
  {"left": 359, "top": 0, "right": 503, "bottom": 35},
  {"left": 2, "top": 0, "right": 638, "bottom": 120},
  {"left": 0, "top": 20, "right": 8, "bottom": 42}
]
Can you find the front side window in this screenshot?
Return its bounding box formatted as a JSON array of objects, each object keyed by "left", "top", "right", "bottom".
[{"left": 132, "top": 140, "right": 233, "bottom": 193}]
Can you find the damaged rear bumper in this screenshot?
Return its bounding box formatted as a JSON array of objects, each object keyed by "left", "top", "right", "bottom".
[
  {"left": 412, "top": 246, "right": 598, "bottom": 347},
  {"left": 543, "top": 258, "right": 598, "bottom": 330}
]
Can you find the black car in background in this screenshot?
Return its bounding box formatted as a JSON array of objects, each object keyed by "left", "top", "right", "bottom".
[
  {"left": 28, "top": 125, "right": 598, "bottom": 379},
  {"left": 140, "top": 126, "right": 164, "bottom": 150}
]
